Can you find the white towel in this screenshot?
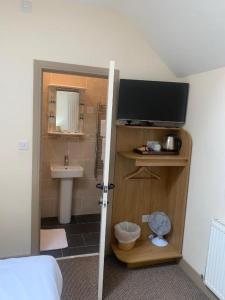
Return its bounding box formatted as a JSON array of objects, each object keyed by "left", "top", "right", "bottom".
[
  {"left": 101, "top": 138, "right": 106, "bottom": 161},
  {"left": 100, "top": 120, "right": 106, "bottom": 137}
]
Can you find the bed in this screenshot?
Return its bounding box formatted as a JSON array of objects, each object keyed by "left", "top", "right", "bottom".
[{"left": 0, "top": 255, "right": 62, "bottom": 300}]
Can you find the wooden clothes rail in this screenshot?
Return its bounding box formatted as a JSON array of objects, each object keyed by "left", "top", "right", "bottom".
[{"left": 124, "top": 166, "right": 160, "bottom": 180}]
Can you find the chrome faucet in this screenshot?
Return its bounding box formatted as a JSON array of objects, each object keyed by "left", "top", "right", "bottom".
[{"left": 64, "top": 155, "right": 69, "bottom": 167}]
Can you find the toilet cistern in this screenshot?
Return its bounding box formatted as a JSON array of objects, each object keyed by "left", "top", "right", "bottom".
[{"left": 51, "top": 164, "right": 84, "bottom": 224}]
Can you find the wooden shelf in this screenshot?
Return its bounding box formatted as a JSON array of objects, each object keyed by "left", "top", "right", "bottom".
[
  {"left": 112, "top": 240, "right": 182, "bottom": 268},
  {"left": 48, "top": 131, "right": 85, "bottom": 137},
  {"left": 118, "top": 151, "right": 188, "bottom": 167},
  {"left": 48, "top": 84, "right": 86, "bottom": 91},
  {"left": 116, "top": 124, "right": 181, "bottom": 130}
]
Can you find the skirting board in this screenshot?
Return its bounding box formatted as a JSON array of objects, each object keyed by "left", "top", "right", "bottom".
[{"left": 179, "top": 259, "right": 219, "bottom": 300}]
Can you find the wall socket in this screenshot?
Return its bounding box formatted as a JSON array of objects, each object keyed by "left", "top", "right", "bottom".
[
  {"left": 142, "top": 215, "right": 150, "bottom": 223},
  {"left": 18, "top": 139, "right": 29, "bottom": 151}
]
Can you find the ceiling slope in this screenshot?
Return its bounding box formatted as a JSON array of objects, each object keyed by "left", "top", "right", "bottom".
[{"left": 75, "top": 0, "right": 225, "bottom": 76}]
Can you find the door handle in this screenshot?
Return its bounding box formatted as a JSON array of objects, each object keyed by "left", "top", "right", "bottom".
[
  {"left": 108, "top": 183, "right": 115, "bottom": 190},
  {"left": 98, "top": 199, "right": 109, "bottom": 206},
  {"left": 96, "top": 183, "right": 104, "bottom": 190},
  {"left": 96, "top": 183, "right": 115, "bottom": 192}
]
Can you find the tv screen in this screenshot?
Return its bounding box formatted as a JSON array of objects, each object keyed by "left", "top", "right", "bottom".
[{"left": 117, "top": 79, "right": 189, "bottom": 125}]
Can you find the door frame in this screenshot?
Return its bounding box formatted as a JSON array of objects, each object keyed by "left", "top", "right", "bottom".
[{"left": 32, "top": 60, "right": 119, "bottom": 255}]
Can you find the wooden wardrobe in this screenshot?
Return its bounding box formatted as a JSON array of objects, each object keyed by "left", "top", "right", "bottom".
[{"left": 111, "top": 125, "right": 192, "bottom": 268}]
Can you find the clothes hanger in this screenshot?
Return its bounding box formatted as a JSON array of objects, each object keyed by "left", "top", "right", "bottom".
[{"left": 124, "top": 166, "right": 160, "bottom": 181}]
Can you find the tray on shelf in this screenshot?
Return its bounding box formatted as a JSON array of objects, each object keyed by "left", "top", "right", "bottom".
[{"left": 134, "top": 147, "right": 179, "bottom": 156}]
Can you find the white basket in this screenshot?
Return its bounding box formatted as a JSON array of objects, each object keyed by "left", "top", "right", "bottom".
[{"left": 114, "top": 221, "right": 141, "bottom": 250}]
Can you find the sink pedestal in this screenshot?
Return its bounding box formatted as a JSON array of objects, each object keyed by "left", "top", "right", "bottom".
[
  {"left": 59, "top": 178, "right": 73, "bottom": 224},
  {"left": 51, "top": 165, "right": 84, "bottom": 225}
]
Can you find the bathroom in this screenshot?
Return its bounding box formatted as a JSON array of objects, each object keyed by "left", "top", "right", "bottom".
[{"left": 39, "top": 71, "right": 108, "bottom": 258}]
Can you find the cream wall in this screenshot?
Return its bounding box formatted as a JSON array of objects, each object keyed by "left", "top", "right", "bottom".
[
  {"left": 183, "top": 67, "right": 225, "bottom": 275},
  {"left": 0, "top": 0, "right": 175, "bottom": 257}
]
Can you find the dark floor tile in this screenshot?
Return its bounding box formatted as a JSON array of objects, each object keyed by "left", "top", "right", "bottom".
[
  {"left": 70, "top": 215, "right": 78, "bottom": 224},
  {"left": 67, "top": 234, "right": 85, "bottom": 248},
  {"left": 66, "top": 222, "right": 100, "bottom": 234},
  {"left": 41, "top": 218, "right": 70, "bottom": 232},
  {"left": 41, "top": 217, "right": 59, "bottom": 227},
  {"left": 40, "top": 249, "right": 62, "bottom": 258},
  {"left": 74, "top": 214, "right": 101, "bottom": 224},
  {"left": 83, "top": 232, "right": 100, "bottom": 246},
  {"left": 41, "top": 214, "right": 100, "bottom": 227},
  {"left": 62, "top": 245, "right": 99, "bottom": 256},
  {"left": 41, "top": 224, "right": 69, "bottom": 232}
]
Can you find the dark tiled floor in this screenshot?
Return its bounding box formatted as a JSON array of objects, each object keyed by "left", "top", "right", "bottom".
[{"left": 40, "top": 214, "right": 100, "bottom": 258}]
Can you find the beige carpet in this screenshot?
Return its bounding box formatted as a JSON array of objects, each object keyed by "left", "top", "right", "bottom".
[{"left": 57, "top": 256, "right": 208, "bottom": 300}]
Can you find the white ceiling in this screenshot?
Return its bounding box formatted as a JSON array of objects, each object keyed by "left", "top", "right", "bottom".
[{"left": 75, "top": 0, "right": 225, "bottom": 76}]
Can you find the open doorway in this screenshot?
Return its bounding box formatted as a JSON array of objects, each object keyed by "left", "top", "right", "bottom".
[
  {"left": 39, "top": 71, "right": 108, "bottom": 258},
  {"left": 32, "top": 60, "right": 119, "bottom": 299},
  {"left": 32, "top": 61, "right": 118, "bottom": 257}
]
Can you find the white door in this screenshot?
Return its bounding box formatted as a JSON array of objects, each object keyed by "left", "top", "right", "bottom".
[{"left": 97, "top": 61, "right": 115, "bottom": 300}]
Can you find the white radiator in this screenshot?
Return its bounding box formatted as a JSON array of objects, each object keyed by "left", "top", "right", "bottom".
[{"left": 204, "top": 219, "right": 225, "bottom": 299}]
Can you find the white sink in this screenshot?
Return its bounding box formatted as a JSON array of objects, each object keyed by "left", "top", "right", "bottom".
[
  {"left": 51, "top": 164, "right": 84, "bottom": 224},
  {"left": 51, "top": 165, "right": 84, "bottom": 178}
]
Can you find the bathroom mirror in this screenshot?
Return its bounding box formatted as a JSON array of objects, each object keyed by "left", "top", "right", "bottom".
[
  {"left": 48, "top": 88, "right": 84, "bottom": 135},
  {"left": 56, "top": 90, "right": 80, "bottom": 132}
]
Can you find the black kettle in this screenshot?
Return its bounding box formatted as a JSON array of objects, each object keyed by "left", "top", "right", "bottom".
[{"left": 162, "top": 134, "right": 182, "bottom": 152}]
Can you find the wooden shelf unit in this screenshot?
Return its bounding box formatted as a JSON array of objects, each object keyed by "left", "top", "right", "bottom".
[
  {"left": 48, "top": 131, "right": 85, "bottom": 137},
  {"left": 48, "top": 84, "right": 87, "bottom": 91},
  {"left": 112, "top": 240, "right": 182, "bottom": 268},
  {"left": 116, "top": 124, "right": 181, "bottom": 131},
  {"left": 111, "top": 126, "right": 192, "bottom": 267},
  {"left": 118, "top": 151, "right": 188, "bottom": 167}
]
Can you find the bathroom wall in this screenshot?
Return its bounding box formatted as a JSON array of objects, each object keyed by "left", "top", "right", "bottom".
[{"left": 41, "top": 72, "right": 108, "bottom": 217}]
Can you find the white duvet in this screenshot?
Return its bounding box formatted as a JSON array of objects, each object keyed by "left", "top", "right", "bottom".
[{"left": 0, "top": 255, "right": 62, "bottom": 300}]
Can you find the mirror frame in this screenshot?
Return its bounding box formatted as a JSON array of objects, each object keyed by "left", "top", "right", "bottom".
[{"left": 47, "top": 84, "right": 86, "bottom": 136}]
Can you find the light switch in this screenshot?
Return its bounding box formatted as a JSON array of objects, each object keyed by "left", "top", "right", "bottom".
[{"left": 18, "top": 140, "right": 29, "bottom": 150}]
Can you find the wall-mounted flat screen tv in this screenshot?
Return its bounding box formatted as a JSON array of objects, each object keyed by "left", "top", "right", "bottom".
[{"left": 117, "top": 79, "right": 189, "bottom": 126}]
